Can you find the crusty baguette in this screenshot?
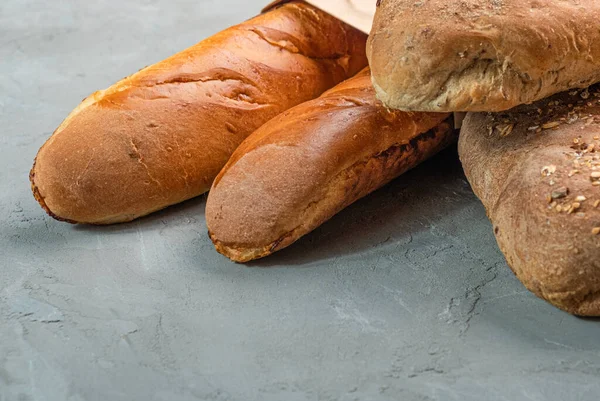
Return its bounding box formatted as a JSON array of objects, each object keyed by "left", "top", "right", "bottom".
[
  {"left": 30, "top": 2, "right": 367, "bottom": 225},
  {"left": 206, "top": 68, "right": 455, "bottom": 263},
  {"left": 459, "top": 85, "right": 600, "bottom": 316},
  {"left": 367, "top": 0, "right": 600, "bottom": 112}
]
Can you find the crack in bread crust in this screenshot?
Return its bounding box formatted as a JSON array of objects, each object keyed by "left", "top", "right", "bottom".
[{"left": 30, "top": 2, "right": 368, "bottom": 225}]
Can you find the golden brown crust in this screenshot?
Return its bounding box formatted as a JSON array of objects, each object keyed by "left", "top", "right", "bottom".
[
  {"left": 206, "top": 68, "right": 455, "bottom": 263},
  {"left": 30, "top": 2, "right": 368, "bottom": 225},
  {"left": 29, "top": 161, "right": 77, "bottom": 225},
  {"left": 459, "top": 85, "right": 600, "bottom": 316},
  {"left": 368, "top": 0, "right": 600, "bottom": 112}
]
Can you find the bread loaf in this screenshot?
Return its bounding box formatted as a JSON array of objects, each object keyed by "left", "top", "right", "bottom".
[
  {"left": 206, "top": 68, "right": 455, "bottom": 263},
  {"left": 459, "top": 85, "right": 600, "bottom": 316},
  {"left": 30, "top": 1, "right": 368, "bottom": 225},
  {"left": 368, "top": 0, "right": 600, "bottom": 112}
]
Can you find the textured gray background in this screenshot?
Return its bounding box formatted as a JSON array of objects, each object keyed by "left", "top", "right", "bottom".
[{"left": 1, "top": 1, "right": 600, "bottom": 400}]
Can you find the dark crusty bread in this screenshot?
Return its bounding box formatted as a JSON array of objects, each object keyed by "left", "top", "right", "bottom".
[
  {"left": 30, "top": 1, "right": 368, "bottom": 225},
  {"left": 459, "top": 85, "right": 600, "bottom": 316},
  {"left": 368, "top": 0, "right": 600, "bottom": 112},
  {"left": 206, "top": 68, "right": 455, "bottom": 262}
]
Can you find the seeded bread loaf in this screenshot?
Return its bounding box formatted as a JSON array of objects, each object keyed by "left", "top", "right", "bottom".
[
  {"left": 459, "top": 86, "right": 600, "bottom": 315},
  {"left": 368, "top": 0, "right": 600, "bottom": 112},
  {"left": 30, "top": 1, "right": 368, "bottom": 224},
  {"left": 206, "top": 68, "right": 455, "bottom": 262}
]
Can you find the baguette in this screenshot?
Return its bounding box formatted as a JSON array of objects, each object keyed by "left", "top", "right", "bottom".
[
  {"left": 367, "top": 0, "right": 600, "bottom": 112},
  {"left": 30, "top": 1, "right": 368, "bottom": 225},
  {"left": 206, "top": 68, "right": 455, "bottom": 262},
  {"left": 459, "top": 85, "right": 600, "bottom": 316}
]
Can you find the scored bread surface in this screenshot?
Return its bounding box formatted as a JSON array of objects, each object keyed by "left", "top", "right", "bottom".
[
  {"left": 30, "top": 2, "right": 368, "bottom": 224},
  {"left": 206, "top": 69, "right": 455, "bottom": 262}
]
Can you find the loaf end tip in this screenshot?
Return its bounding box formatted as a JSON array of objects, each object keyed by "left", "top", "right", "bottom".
[{"left": 29, "top": 158, "right": 78, "bottom": 225}]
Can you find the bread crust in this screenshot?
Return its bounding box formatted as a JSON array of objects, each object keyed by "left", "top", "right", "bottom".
[
  {"left": 459, "top": 85, "right": 600, "bottom": 316},
  {"left": 206, "top": 69, "right": 455, "bottom": 262},
  {"left": 30, "top": 2, "right": 367, "bottom": 224},
  {"left": 368, "top": 0, "right": 600, "bottom": 112}
]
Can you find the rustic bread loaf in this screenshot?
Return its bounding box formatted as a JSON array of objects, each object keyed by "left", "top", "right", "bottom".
[
  {"left": 368, "top": 0, "right": 600, "bottom": 112},
  {"left": 30, "top": 1, "right": 368, "bottom": 225},
  {"left": 459, "top": 86, "right": 600, "bottom": 315},
  {"left": 206, "top": 69, "right": 455, "bottom": 262}
]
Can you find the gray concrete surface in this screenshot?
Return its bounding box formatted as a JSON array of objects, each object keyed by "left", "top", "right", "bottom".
[{"left": 1, "top": 1, "right": 600, "bottom": 400}]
